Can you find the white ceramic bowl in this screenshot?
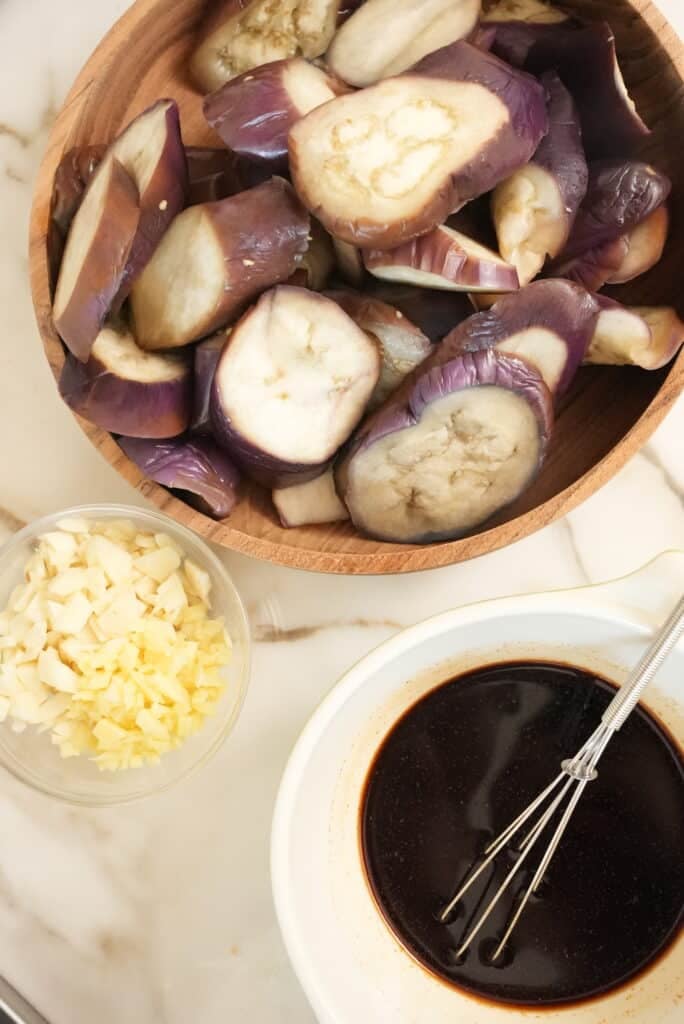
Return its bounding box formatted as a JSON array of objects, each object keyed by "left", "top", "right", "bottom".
[
  {"left": 0, "top": 504, "right": 250, "bottom": 805},
  {"left": 272, "top": 552, "right": 684, "bottom": 1024}
]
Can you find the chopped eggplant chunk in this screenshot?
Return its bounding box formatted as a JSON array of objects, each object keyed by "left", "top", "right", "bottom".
[
  {"left": 130, "top": 178, "right": 310, "bottom": 350},
  {"left": 586, "top": 298, "right": 684, "bottom": 371},
  {"left": 203, "top": 58, "right": 342, "bottom": 168},
  {"left": 337, "top": 348, "right": 553, "bottom": 543},
  {"left": 191, "top": 0, "right": 341, "bottom": 92},
  {"left": 326, "top": 290, "right": 432, "bottom": 407},
  {"left": 211, "top": 286, "right": 381, "bottom": 487},
  {"left": 59, "top": 323, "right": 192, "bottom": 438},
  {"left": 605, "top": 205, "right": 670, "bottom": 285},
  {"left": 327, "top": 0, "right": 481, "bottom": 87},
  {"left": 445, "top": 279, "right": 599, "bottom": 396},
  {"left": 290, "top": 41, "right": 547, "bottom": 248},
  {"left": 365, "top": 224, "right": 519, "bottom": 293},
  {"left": 53, "top": 160, "right": 140, "bottom": 362},
  {"left": 48, "top": 145, "right": 106, "bottom": 287},
  {"left": 119, "top": 435, "right": 241, "bottom": 520},
  {"left": 273, "top": 470, "right": 349, "bottom": 526},
  {"left": 492, "top": 72, "right": 588, "bottom": 286}
]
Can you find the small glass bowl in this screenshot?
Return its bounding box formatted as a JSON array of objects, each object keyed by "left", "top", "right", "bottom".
[{"left": 0, "top": 504, "right": 250, "bottom": 805}]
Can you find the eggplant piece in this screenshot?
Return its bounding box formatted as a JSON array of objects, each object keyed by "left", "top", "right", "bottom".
[
  {"left": 550, "top": 236, "right": 629, "bottom": 292},
  {"left": 550, "top": 161, "right": 671, "bottom": 267},
  {"left": 118, "top": 436, "right": 241, "bottom": 520},
  {"left": 185, "top": 146, "right": 246, "bottom": 203},
  {"left": 483, "top": 0, "right": 575, "bottom": 67},
  {"left": 325, "top": 290, "right": 432, "bottom": 407},
  {"left": 287, "top": 219, "right": 336, "bottom": 290},
  {"left": 191, "top": 332, "right": 230, "bottom": 434},
  {"left": 52, "top": 159, "right": 140, "bottom": 362},
  {"left": 106, "top": 99, "right": 188, "bottom": 306},
  {"left": 525, "top": 22, "right": 650, "bottom": 158},
  {"left": 48, "top": 145, "right": 106, "bottom": 288},
  {"left": 130, "top": 178, "right": 310, "bottom": 350},
  {"left": 211, "top": 286, "right": 381, "bottom": 487},
  {"left": 586, "top": 298, "right": 684, "bottom": 371},
  {"left": 272, "top": 469, "right": 349, "bottom": 527},
  {"left": 337, "top": 348, "right": 553, "bottom": 543},
  {"left": 492, "top": 72, "right": 587, "bottom": 287},
  {"left": 326, "top": 0, "right": 481, "bottom": 87},
  {"left": 364, "top": 224, "right": 519, "bottom": 293},
  {"left": 289, "top": 41, "right": 547, "bottom": 249},
  {"left": 605, "top": 205, "right": 669, "bottom": 285},
  {"left": 332, "top": 238, "right": 366, "bottom": 286},
  {"left": 366, "top": 282, "right": 473, "bottom": 342},
  {"left": 447, "top": 279, "right": 599, "bottom": 397},
  {"left": 204, "top": 58, "right": 342, "bottom": 169},
  {"left": 59, "top": 323, "right": 192, "bottom": 438},
  {"left": 190, "top": 0, "right": 341, "bottom": 92}
]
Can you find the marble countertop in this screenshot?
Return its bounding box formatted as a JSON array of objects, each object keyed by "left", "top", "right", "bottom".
[{"left": 0, "top": 2, "right": 683, "bottom": 1021}]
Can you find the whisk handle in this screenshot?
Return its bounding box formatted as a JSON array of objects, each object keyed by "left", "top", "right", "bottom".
[{"left": 602, "top": 595, "right": 684, "bottom": 733}]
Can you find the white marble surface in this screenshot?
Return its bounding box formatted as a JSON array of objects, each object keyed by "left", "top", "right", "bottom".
[{"left": 0, "top": 2, "right": 683, "bottom": 1021}]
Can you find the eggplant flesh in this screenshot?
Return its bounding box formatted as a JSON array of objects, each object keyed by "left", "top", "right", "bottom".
[
  {"left": 289, "top": 41, "right": 547, "bottom": 249},
  {"left": 273, "top": 470, "right": 349, "bottom": 527},
  {"left": 211, "top": 286, "right": 381, "bottom": 487},
  {"left": 586, "top": 299, "right": 684, "bottom": 371},
  {"left": 337, "top": 349, "right": 552, "bottom": 543}
]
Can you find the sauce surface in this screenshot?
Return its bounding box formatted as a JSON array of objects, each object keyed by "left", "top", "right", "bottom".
[{"left": 361, "top": 661, "right": 684, "bottom": 1006}]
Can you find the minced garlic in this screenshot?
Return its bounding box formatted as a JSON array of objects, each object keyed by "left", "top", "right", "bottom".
[{"left": 0, "top": 518, "right": 232, "bottom": 771}]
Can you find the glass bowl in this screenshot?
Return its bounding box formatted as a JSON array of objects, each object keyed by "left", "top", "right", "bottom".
[{"left": 0, "top": 504, "right": 250, "bottom": 805}]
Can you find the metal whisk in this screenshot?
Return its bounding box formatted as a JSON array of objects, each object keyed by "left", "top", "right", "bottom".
[{"left": 440, "top": 595, "right": 684, "bottom": 963}]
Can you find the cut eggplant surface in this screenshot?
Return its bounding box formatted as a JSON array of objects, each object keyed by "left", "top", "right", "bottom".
[
  {"left": 289, "top": 219, "right": 336, "bottom": 290},
  {"left": 59, "top": 323, "right": 192, "bottom": 438},
  {"left": 131, "top": 178, "right": 310, "bottom": 350},
  {"left": 289, "top": 41, "right": 547, "bottom": 249},
  {"left": 332, "top": 238, "right": 366, "bottom": 285},
  {"left": 586, "top": 298, "right": 684, "bottom": 371},
  {"left": 211, "top": 286, "right": 380, "bottom": 487},
  {"left": 337, "top": 348, "right": 553, "bottom": 543},
  {"left": 325, "top": 290, "right": 432, "bottom": 407},
  {"left": 366, "top": 282, "right": 473, "bottom": 342},
  {"left": 203, "top": 58, "right": 341, "bottom": 168},
  {"left": 190, "top": 0, "right": 341, "bottom": 92},
  {"left": 118, "top": 435, "right": 241, "bottom": 520},
  {"left": 53, "top": 159, "right": 140, "bottom": 362},
  {"left": 272, "top": 469, "right": 349, "bottom": 527},
  {"left": 365, "top": 224, "right": 520, "bottom": 294},
  {"left": 326, "top": 0, "right": 481, "bottom": 87},
  {"left": 444, "top": 279, "right": 600, "bottom": 397},
  {"left": 604, "top": 205, "right": 670, "bottom": 285},
  {"left": 106, "top": 99, "right": 188, "bottom": 306},
  {"left": 525, "top": 22, "right": 650, "bottom": 158},
  {"left": 550, "top": 161, "right": 671, "bottom": 267},
  {"left": 492, "top": 72, "right": 588, "bottom": 287},
  {"left": 192, "top": 331, "right": 230, "bottom": 434}
]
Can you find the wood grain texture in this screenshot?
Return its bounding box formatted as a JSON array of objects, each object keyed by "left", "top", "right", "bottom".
[{"left": 29, "top": 0, "right": 684, "bottom": 574}]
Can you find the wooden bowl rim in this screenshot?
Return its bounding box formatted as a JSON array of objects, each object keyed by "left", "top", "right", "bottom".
[{"left": 28, "top": 0, "right": 684, "bottom": 575}]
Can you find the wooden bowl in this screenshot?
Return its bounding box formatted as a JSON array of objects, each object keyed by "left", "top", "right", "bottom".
[{"left": 29, "top": 0, "right": 684, "bottom": 574}]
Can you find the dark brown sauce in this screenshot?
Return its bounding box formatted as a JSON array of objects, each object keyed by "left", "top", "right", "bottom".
[{"left": 361, "top": 661, "right": 684, "bottom": 1007}]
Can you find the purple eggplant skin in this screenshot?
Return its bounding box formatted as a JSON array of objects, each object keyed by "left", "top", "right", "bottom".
[
  {"left": 192, "top": 332, "right": 229, "bottom": 434},
  {"left": 290, "top": 41, "right": 548, "bottom": 249},
  {"left": 337, "top": 348, "right": 553, "bottom": 543},
  {"left": 551, "top": 236, "right": 630, "bottom": 292},
  {"left": 118, "top": 435, "right": 241, "bottom": 520},
  {"left": 549, "top": 161, "right": 672, "bottom": 267},
  {"left": 530, "top": 71, "right": 588, "bottom": 236},
  {"left": 48, "top": 145, "right": 106, "bottom": 289},
  {"left": 365, "top": 282, "right": 473, "bottom": 342},
  {"left": 524, "top": 22, "right": 650, "bottom": 159},
  {"left": 441, "top": 279, "right": 600, "bottom": 397},
  {"left": 488, "top": 21, "right": 578, "bottom": 68},
  {"left": 185, "top": 146, "right": 246, "bottom": 204}
]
